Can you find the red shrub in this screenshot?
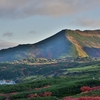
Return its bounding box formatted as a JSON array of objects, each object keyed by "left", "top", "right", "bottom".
[
  {"left": 5, "top": 98, "right": 9, "bottom": 100},
  {"left": 80, "top": 85, "right": 100, "bottom": 93},
  {"left": 39, "top": 92, "right": 52, "bottom": 97},
  {"left": 27, "top": 93, "right": 38, "bottom": 99},
  {"left": 63, "top": 96, "right": 79, "bottom": 100},
  {"left": 79, "top": 97, "right": 100, "bottom": 100},
  {"left": 28, "top": 91, "right": 52, "bottom": 99},
  {"left": 91, "top": 86, "right": 100, "bottom": 91},
  {"left": 80, "top": 86, "right": 91, "bottom": 92},
  {"left": 43, "top": 92, "right": 52, "bottom": 96},
  {"left": 34, "top": 88, "right": 39, "bottom": 90},
  {"left": 27, "top": 94, "right": 35, "bottom": 99},
  {"left": 63, "top": 97, "right": 100, "bottom": 100}
]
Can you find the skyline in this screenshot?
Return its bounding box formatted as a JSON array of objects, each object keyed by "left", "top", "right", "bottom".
[{"left": 0, "top": 0, "right": 100, "bottom": 50}]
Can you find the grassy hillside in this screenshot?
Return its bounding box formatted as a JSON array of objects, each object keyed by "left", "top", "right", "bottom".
[{"left": 66, "top": 29, "right": 100, "bottom": 57}]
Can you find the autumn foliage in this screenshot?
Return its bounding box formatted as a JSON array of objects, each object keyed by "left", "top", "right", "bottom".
[
  {"left": 80, "top": 86, "right": 100, "bottom": 92},
  {"left": 80, "top": 86, "right": 91, "bottom": 92},
  {"left": 63, "top": 97, "right": 100, "bottom": 100},
  {"left": 27, "top": 92, "right": 52, "bottom": 99},
  {"left": 63, "top": 97, "right": 78, "bottom": 100},
  {"left": 63, "top": 85, "right": 100, "bottom": 100}
]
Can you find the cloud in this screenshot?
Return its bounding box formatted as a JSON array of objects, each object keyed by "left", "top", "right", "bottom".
[
  {"left": 2, "top": 31, "right": 13, "bottom": 37},
  {"left": 72, "top": 17, "right": 100, "bottom": 28},
  {"left": 28, "top": 30, "right": 36, "bottom": 34},
  {"left": 0, "top": 40, "right": 18, "bottom": 50},
  {"left": 0, "top": 0, "right": 100, "bottom": 18}
]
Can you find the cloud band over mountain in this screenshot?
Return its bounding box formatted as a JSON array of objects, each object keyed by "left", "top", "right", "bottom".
[{"left": 0, "top": 0, "right": 100, "bottom": 18}]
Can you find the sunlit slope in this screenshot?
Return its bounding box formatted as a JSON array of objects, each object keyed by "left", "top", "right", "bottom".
[
  {"left": 0, "top": 29, "right": 100, "bottom": 62},
  {"left": 66, "top": 29, "right": 100, "bottom": 57}
]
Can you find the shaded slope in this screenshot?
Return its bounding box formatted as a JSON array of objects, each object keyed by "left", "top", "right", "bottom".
[
  {"left": 33, "top": 30, "right": 72, "bottom": 58},
  {"left": 0, "top": 30, "right": 72, "bottom": 62}
]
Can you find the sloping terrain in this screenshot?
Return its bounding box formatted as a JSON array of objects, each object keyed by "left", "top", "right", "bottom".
[
  {"left": 0, "top": 61, "right": 100, "bottom": 100},
  {"left": 0, "top": 59, "right": 99, "bottom": 79},
  {"left": 66, "top": 29, "right": 100, "bottom": 57},
  {"left": 0, "top": 29, "right": 100, "bottom": 62},
  {"left": 0, "top": 30, "right": 71, "bottom": 62}
]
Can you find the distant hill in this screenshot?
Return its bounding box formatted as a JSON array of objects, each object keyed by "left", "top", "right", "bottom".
[{"left": 0, "top": 29, "right": 100, "bottom": 62}]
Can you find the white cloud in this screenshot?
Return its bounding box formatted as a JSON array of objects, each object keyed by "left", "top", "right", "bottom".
[{"left": 0, "top": 0, "right": 100, "bottom": 18}]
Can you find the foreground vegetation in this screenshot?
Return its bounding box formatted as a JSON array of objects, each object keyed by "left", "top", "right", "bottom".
[
  {"left": 0, "top": 77, "right": 100, "bottom": 100},
  {"left": 0, "top": 59, "right": 100, "bottom": 99}
]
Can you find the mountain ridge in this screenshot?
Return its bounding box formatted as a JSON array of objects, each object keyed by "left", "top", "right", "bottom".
[{"left": 0, "top": 29, "right": 100, "bottom": 62}]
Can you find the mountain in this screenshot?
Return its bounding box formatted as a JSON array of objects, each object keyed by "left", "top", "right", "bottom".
[{"left": 0, "top": 29, "right": 100, "bottom": 62}]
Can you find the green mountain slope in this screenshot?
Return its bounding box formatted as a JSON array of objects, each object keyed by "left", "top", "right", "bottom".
[
  {"left": 66, "top": 29, "right": 100, "bottom": 57},
  {"left": 0, "top": 29, "right": 100, "bottom": 62}
]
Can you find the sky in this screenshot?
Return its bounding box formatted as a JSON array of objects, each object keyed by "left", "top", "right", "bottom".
[{"left": 0, "top": 0, "right": 100, "bottom": 50}]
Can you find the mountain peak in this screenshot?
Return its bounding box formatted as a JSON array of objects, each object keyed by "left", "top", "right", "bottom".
[{"left": 0, "top": 29, "right": 100, "bottom": 62}]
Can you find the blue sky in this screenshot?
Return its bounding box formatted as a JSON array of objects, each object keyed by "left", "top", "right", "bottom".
[{"left": 0, "top": 0, "right": 100, "bottom": 49}]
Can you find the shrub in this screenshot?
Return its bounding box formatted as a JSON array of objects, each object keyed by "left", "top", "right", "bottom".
[{"left": 80, "top": 86, "right": 91, "bottom": 92}]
